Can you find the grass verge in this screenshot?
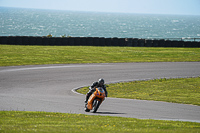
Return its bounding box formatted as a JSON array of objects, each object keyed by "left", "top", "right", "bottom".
[
  {"left": 0, "top": 45, "right": 200, "bottom": 66},
  {"left": 77, "top": 77, "right": 200, "bottom": 106},
  {"left": 0, "top": 111, "right": 200, "bottom": 133}
]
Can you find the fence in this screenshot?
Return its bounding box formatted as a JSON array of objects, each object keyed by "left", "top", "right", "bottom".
[{"left": 0, "top": 36, "right": 200, "bottom": 47}]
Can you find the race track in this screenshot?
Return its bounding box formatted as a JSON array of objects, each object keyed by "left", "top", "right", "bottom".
[{"left": 0, "top": 62, "right": 200, "bottom": 122}]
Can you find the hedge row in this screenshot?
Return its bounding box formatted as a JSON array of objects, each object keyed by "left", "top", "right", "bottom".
[{"left": 0, "top": 36, "right": 199, "bottom": 47}]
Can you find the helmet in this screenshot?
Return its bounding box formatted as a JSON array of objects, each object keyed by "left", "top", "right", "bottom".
[{"left": 98, "top": 78, "right": 105, "bottom": 86}]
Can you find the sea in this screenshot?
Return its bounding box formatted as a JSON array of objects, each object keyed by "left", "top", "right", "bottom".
[{"left": 1, "top": 7, "right": 200, "bottom": 40}]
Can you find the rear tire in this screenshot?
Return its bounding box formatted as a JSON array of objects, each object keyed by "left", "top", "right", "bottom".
[
  {"left": 85, "top": 103, "right": 90, "bottom": 112},
  {"left": 85, "top": 108, "right": 90, "bottom": 112}
]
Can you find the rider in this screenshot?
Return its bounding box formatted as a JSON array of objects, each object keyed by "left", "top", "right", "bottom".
[{"left": 85, "top": 78, "right": 108, "bottom": 103}]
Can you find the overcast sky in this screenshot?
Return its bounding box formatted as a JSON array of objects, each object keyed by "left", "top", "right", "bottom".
[{"left": 0, "top": 0, "right": 200, "bottom": 15}]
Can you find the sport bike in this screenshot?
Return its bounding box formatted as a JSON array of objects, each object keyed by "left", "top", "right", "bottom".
[{"left": 85, "top": 87, "right": 106, "bottom": 113}]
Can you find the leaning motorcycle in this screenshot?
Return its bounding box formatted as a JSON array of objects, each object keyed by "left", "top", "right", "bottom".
[{"left": 85, "top": 87, "right": 106, "bottom": 113}]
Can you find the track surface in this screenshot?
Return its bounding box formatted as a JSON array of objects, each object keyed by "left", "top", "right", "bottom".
[{"left": 0, "top": 62, "right": 200, "bottom": 122}]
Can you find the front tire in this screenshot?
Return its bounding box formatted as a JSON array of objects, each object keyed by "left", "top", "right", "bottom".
[{"left": 92, "top": 100, "right": 101, "bottom": 113}]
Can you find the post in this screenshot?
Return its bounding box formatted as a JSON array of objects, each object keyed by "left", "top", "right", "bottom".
[
  {"left": 87, "top": 37, "right": 93, "bottom": 46},
  {"left": 145, "top": 39, "right": 152, "bottom": 47},
  {"left": 105, "top": 38, "right": 112, "bottom": 46},
  {"left": 112, "top": 37, "right": 119, "bottom": 46},
  {"left": 132, "top": 38, "right": 138, "bottom": 47},
  {"left": 93, "top": 37, "right": 100, "bottom": 46},
  {"left": 99, "top": 37, "right": 105, "bottom": 46}
]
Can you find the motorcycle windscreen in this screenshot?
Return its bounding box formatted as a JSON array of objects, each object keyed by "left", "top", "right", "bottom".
[{"left": 97, "top": 87, "right": 105, "bottom": 93}]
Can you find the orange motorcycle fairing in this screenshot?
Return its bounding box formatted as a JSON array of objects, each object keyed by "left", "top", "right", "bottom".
[
  {"left": 86, "top": 88, "right": 106, "bottom": 110},
  {"left": 87, "top": 93, "right": 96, "bottom": 110}
]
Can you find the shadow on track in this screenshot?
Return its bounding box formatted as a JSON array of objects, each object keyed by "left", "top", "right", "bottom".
[{"left": 96, "top": 112, "right": 126, "bottom": 115}]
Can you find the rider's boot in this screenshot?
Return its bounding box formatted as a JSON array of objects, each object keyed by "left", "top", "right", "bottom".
[{"left": 85, "top": 94, "right": 89, "bottom": 104}]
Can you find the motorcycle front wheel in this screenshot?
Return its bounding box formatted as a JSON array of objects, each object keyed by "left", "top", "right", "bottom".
[{"left": 92, "top": 99, "right": 101, "bottom": 113}]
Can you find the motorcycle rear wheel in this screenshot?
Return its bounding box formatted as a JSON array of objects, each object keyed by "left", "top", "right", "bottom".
[
  {"left": 85, "top": 108, "right": 90, "bottom": 112},
  {"left": 84, "top": 103, "right": 90, "bottom": 112}
]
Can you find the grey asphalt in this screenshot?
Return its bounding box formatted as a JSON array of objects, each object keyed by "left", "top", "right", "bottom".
[{"left": 0, "top": 62, "right": 200, "bottom": 122}]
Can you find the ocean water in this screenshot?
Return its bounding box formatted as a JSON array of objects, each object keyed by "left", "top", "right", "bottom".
[{"left": 0, "top": 7, "right": 200, "bottom": 39}]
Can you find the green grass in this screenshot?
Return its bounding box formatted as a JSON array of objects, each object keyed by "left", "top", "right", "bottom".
[
  {"left": 0, "top": 45, "right": 200, "bottom": 66},
  {"left": 77, "top": 77, "right": 200, "bottom": 106},
  {"left": 0, "top": 111, "right": 199, "bottom": 133}
]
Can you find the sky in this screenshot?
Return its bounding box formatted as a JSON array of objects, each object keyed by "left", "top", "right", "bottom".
[{"left": 0, "top": 0, "right": 200, "bottom": 15}]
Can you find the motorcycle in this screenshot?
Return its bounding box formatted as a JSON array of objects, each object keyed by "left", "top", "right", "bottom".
[{"left": 85, "top": 87, "right": 106, "bottom": 113}]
